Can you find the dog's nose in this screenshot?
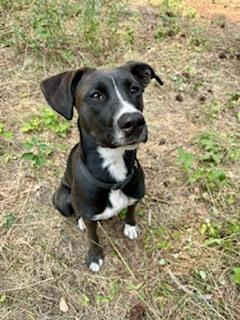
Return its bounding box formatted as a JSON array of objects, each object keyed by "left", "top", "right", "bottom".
[{"left": 118, "top": 112, "right": 145, "bottom": 134}]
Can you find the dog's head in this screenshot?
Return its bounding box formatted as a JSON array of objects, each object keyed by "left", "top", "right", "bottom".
[{"left": 40, "top": 62, "right": 163, "bottom": 149}]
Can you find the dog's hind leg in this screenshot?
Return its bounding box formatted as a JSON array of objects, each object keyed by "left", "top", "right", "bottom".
[{"left": 52, "top": 183, "right": 74, "bottom": 217}]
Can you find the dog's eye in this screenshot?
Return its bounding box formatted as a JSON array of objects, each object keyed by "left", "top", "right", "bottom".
[
  {"left": 129, "top": 86, "right": 140, "bottom": 94},
  {"left": 90, "top": 92, "right": 104, "bottom": 100}
]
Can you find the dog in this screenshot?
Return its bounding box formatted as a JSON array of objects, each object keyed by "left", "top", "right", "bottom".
[{"left": 40, "top": 61, "right": 163, "bottom": 272}]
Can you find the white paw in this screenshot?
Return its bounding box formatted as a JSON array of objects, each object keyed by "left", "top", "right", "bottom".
[
  {"left": 123, "top": 224, "right": 138, "bottom": 240},
  {"left": 78, "top": 218, "right": 86, "bottom": 231},
  {"left": 89, "top": 259, "right": 103, "bottom": 272}
]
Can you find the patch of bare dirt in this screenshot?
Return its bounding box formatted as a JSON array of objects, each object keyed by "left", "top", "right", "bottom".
[{"left": 185, "top": 0, "right": 240, "bottom": 22}]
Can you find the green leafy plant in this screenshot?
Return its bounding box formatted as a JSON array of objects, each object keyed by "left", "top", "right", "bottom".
[
  {"left": 177, "top": 148, "right": 194, "bottom": 173},
  {"left": 2, "top": 213, "right": 16, "bottom": 229},
  {"left": 227, "top": 91, "right": 240, "bottom": 122},
  {"left": 200, "top": 219, "right": 240, "bottom": 250},
  {"left": 119, "top": 208, "right": 127, "bottom": 221},
  {"left": 227, "top": 91, "right": 240, "bottom": 108},
  {"left": 198, "top": 132, "right": 225, "bottom": 164},
  {"left": 0, "top": 294, "right": 6, "bottom": 304},
  {"left": 41, "top": 108, "right": 70, "bottom": 136},
  {"left": 21, "top": 118, "right": 42, "bottom": 133},
  {"left": 95, "top": 280, "right": 119, "bottom": 305},
  {"left": 230, "top": 267, "right": 240, "bottom": 285},
  {"left": 144, "top": 227, "right": 173, "bottom": 252},
  {"left": 206, "top": 168, "right": 226, "bottom": 190},
  {"left": 177, "top": 147, "right": 228, "bottom": 190},
  {"left": 0, "top": 122, "right": 14, "bottom": 139},
  {"left": 177, "top": 130, "right": 236, "bottom": 191},
  {"left": 22, "top": 137, "right": 53, "bottom": 167},
  {"left": 21, "top": 107, "right": 71, "bottom": 137},
  {"left": 200, "top": 219, "right": 221, "bottom": 245}
]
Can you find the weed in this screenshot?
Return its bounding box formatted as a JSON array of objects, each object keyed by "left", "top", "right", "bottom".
[
  {"left": 230, "top": 267, "right": 240, "bottom": 285},
  {"left": 227, "top": 91, "right": 240, "bottom": 108},
  {"left": 155, "top": 25, "right": 180, "bottom": 40},
  {"left": 119, "top": 208, "right": 127, "bottom": 221},
  {"left": 203, "top": 100, "right": 222, "bottom": 119},
  {"left": 80, "top": 294, "right": 90, "bottom": 307},
  {"left": 22, "top": 137, "right": 53, "bottom": 167},
  {"left": 200, "top": 219, "right": 221, "bottom": 240},
  {"left": 40, "top": 108, "right": 70, "bottom": 136},
  {"left": 177, "top": 148, "right": 194, "bottom": 172},
  {"left": 2, "top": 0, "right": 129, "bottom": 64},
  {"left": 191, "top": 81, "right": 204, "bottom": 91},
  {"left": 196, "top": 270, "right": 207, "bottom": 281},
  {"left": 0, "top": 122, "right": 14, "bottom": 139},
  {"left": 96, "top": 280, "right": 119, "bottom": 305},
  {"left": 227, "top": 92, "right": 240, "bottom": 122},
  {"left": 144, "top": 227, "right": 173, "bottom": 252},
  {"left": 206, "top": 168, "right": 227, "bottom": 190},
  {"left": 176, "top": 130, "right": 238, "bottom": 191},
  {"left": 119, "top": 208, "right": 144, "bottom": 221},
  {"left": 79, "top": 0, "right": 102, "bottom": 53},
  {"left": 171, "top": 75, "right": 188, "bottom": 91},
  {"left": 200, "top": 219, "right": 240, "bottom": 253},
  {"left": 177, "top": 146, "right": 228, "bottom": 190},
  {"left": 225, "top": 194, "right": 237, "bottom": 205},
  {"left": 198, "top": 132, "right": 225, "bottom": 164},
  {"left": 2, "top": 213, "right": 16, "bottom": 229},
  {"left": 0, "top": 294, "right": 7, "bottom": 304},
  {"left": 21, "top": 118, "right": 42, "bottom": 133},
  {"left": 21, "top": 107, "right": 71, "bottom": 137}
]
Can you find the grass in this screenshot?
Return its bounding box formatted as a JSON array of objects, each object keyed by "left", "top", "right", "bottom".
[{"left": 0, "top": 0, "right": 240, "bottom": 319}]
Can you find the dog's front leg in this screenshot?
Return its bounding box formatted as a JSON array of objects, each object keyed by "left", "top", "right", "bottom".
[
  {"left": 83, "top": 219, "right": 104, "bottom": 272},
  {"left": 123, "top": 204, "right": 138, "bottom": 240}
]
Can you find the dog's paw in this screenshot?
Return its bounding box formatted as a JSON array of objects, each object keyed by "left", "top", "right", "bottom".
[
  {"left": 86, "top": 254, "right": 104, "bottom": 272},
  {"left": 78, "top": 218, "right": 86, "bottom": 231},
  {"left": 123, "top": 224, "right": 138, "bottom": 240},
  {"left": 89, "top": 259, "right": 103, "bottom": 272}
]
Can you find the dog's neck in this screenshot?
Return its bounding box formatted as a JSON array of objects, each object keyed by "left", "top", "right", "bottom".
[{"left": 79, "top": 128, "right": 137, "bottom": 183}]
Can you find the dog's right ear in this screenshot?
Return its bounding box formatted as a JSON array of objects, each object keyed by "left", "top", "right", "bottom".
[{"left": 40, "top": 68, "right": 92, "bottom": 120}]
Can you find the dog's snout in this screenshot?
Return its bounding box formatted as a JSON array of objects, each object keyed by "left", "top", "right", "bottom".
[{"left": 117, "top": 112, "right": 145, "bottom": 134}]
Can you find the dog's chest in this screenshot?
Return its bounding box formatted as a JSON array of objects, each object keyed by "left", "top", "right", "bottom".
[
  {"left": 92, "top": 189, "right": 137, "bottom": 221},
  {"left": 91, "top": 146, "right": 137, "bottom": 221}
]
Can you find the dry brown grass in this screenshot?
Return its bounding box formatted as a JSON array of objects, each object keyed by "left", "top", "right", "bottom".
[{"left": 1, "top": 1, "right": 240, "bottom": 319}]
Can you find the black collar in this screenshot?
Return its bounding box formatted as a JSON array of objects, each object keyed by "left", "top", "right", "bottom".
[{"left": 79, "top": 157, "right": 137, "bottom": 190}]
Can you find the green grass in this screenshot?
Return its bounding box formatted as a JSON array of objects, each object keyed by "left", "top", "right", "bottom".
[{"left": 1, "top": 0, "right": 128, "bottom": 64}]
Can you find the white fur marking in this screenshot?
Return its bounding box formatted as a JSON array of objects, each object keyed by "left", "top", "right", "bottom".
[
  {"left": 78, "top": 218, "right": 86, "bottom": 231},
  {"left": 98, "top": 146, "right": 127, "bottom": 181},
  {"left": 92, "top": 189, "right": 137, "bottom": 221},
  {"left": 89, "top": 259, "right": 103, "bottom": 272},
  {"left": 111, "top": 77, "right": 142, "bottom": 144},
  {"left": 123, "top": 224, "right": 138, "bottom": 240},
  {"left": 111, "top": 77, "right": 140, "bottom": 120}
]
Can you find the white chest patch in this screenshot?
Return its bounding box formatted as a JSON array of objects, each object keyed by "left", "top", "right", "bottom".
[
  {"left": 91, "top": 189, "right": 137, "bottom": 221},
  {"left": 98, "top": 146, "right": 127, "bottom": 181}
]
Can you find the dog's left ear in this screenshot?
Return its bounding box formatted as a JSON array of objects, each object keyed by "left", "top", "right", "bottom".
[
  {"left": 122, "top": 61, "right": 163, "bottom": 90},
  {"left": 40, "top": 68, "right": 93, "bottom": 120}
]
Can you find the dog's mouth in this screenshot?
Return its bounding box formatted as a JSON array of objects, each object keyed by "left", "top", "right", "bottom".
[
  {"left": 112, "top": 130, "right": 148, "bottom": 149},
  {"left": 95, "top": 122, "right": 148, "bottom": 149}
]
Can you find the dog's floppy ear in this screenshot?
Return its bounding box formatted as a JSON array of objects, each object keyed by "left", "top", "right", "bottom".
[
  {"left": 122, "top": 61, "right": 163, "bottom": 90},
  {"left": 40, "top": 68, "right": 92, "bottom": 120}
]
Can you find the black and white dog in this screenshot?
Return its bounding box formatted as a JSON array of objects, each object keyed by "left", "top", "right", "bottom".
[{"left": 40, "top": 61, "right": 163, "bottom": 272}]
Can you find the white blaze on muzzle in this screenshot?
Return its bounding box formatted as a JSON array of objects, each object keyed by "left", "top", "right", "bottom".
[
  {"left": 111, "top": 76, "right": 141, "bottom": 123},
  {"left": 111, "top": 76, "right": 142, "bottom": 144}
]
